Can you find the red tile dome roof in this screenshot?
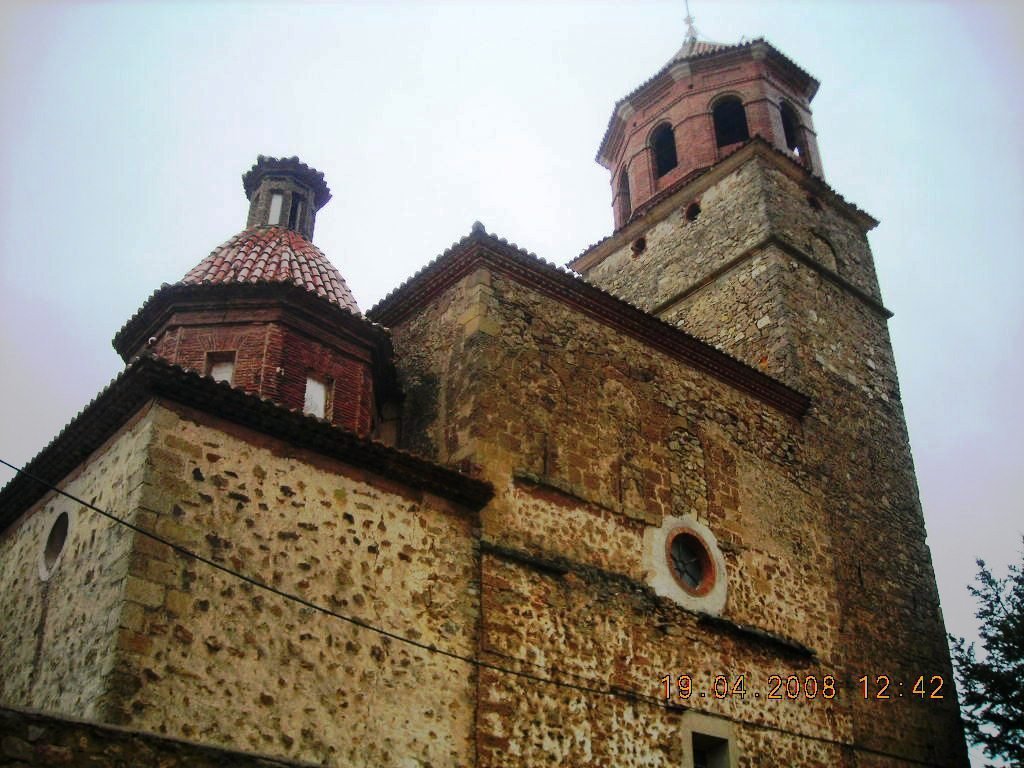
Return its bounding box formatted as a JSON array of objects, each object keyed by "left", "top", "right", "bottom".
[{"left": 181, "top": 226, "right": 360, "bottom": 313}]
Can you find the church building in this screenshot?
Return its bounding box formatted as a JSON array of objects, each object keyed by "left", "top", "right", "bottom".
[{"left": 0, "top": 23, "right": 969, "bottom": 768}]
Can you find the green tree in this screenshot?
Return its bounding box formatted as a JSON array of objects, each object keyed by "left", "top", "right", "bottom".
[{"left": 950, "top": 542, "right": 1024, "bottom": 767}]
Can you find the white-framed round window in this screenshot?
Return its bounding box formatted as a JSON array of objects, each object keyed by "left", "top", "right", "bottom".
[
  {"left": 644, "top": 515, "right": 727, "bottom": 614},
  {"left": 38, "top": 510, "right": 71, "bottom": 581}
]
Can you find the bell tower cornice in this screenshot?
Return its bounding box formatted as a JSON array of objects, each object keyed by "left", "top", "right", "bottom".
[{"left": 597, "top": 36, "right": 823, "bottom": 229}]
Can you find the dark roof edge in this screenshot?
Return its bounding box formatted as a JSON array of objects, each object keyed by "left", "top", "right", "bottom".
[
  {"left": 243, "top": 155, "right": 331, "bottom": 210},
  {"left": 0, "top": 356, "right": 493, "bottom": 530},
  {"left": 0, "top": 705, "right": 321, "bottom": 768},
  {"left": 113, "top": 281, "right": 386, "bottom": 361},
  {"left": 367, "top": 229, "right": 809, "bottom": 419}
]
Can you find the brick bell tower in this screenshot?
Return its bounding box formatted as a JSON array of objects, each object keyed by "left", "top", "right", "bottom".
[
  {"left": 114, "top": 155, "right": 396, "bottom": 438},
  {"left": 572, "top": 21, "right": 970, "bottom": 768},
  {"left": 598, "top": 24, "right": 821, "bottom": 231}
]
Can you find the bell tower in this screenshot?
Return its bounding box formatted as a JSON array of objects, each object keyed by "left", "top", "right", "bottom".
[
  {"left": 573, "top": 22, "right": 970, "bottom": 768},
  {"left": 599, "top": 29, "right": 821, "bottom": 230}
]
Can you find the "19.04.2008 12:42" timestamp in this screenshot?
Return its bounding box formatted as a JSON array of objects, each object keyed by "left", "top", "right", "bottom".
[{"left": 659, "top": 674, "right": 946, "bottom": 701}]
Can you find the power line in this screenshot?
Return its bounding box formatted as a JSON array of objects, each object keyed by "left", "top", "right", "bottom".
[
  {"left": 0, "top": 457, "right": 658, "bottom": 704},
  {"left": 0, "top": 457, "right": 951, "bottom": 766}
]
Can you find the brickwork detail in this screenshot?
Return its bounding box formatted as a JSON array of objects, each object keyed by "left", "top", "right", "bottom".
[
  {"left": 602, "top": 42, "right": 822, "bottom": 227},
  {"left": 149, "top": 308, "right": 376, "bottom": 436}
]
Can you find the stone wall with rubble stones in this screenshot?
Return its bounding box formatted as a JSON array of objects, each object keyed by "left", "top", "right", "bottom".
[
  {"left": 475, "top": 552, "right": 846, "bottom": 767},
  {"left": 0, "top": 411, "right": 152, "bottom": 720},
  {"left": 663, "top": 247, "right": 802, "bottom": 388},
  {"left": 586, "top": 160, "right": 773, "bottom": 315},
  {"left": 0, "top": 705, "right": 316, "bottom": 768},
  {"left": 98, "top": 402, "right": 481, "bottom": 767},
  {"left": 386, "top": 264, "right": 859, "bottom": 765},
  {"left": 583, "top": 156, "right": 881, "bottom": 325},
  {"left": 766, "top": 258, "right": 965, "bottom": 762},
  {"left": 583, "top": 152, "right": 966, "bottom": 764}
]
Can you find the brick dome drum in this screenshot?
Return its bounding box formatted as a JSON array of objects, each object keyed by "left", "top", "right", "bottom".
[{"left": 181, "top": 225, "right": 360, "bottom": 314}]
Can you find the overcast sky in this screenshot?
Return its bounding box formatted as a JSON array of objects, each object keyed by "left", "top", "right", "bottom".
[{"left": 1, "top": 2, "right": 1021, "bottom": 762}]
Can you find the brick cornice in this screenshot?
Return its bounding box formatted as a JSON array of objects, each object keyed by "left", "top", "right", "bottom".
[
  {"left": 114, "top": 281, "right": 387, "bottom": 360},
  {"left": 368, "top": 230, "right": 809, "bottom": 418},
  {"left": 113, "top": 281, "right": 400, "bottom": 401},
  {"left": 0, "top": 355, "right": 493, "bottom": 530}
]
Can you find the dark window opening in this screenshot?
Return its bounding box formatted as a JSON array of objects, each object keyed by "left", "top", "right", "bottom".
[
  {"left": 618, "top": 172, "right": 632, "bottom": 223},
  {"left": 631, "top": 237, "right": 646, "bottom": 256},
  {"left": 685, "top": 202, "right": 701, "bottom": 222},
  {"left": 44, "top": 512, "right": 69, "bottom": 572},
  {"left": 288, "top": 193, "right": 304, "bottom": 230},
  {"left": 780, "top": 101, "right": 808, "bottom": 162},
  {"left": 692, "top": 733, "right": 730, "bottom": 768},
  {"left": 712, "top": 97, "right": 750, "bottom": 148},
  {"left": 667, "top": 530, "right": 714, "bottom": 596},
  {"left": 651, "top": 123, "right": 678, "bottom": 178}
]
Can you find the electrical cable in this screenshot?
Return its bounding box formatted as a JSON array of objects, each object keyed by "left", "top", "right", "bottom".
[{"left": 0, "top": 457, "right": 951, "bottom": 766}]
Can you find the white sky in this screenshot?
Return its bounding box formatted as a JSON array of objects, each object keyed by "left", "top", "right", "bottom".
[{"left": 1, "top": 2, "right": 1021, "bottom": 762}]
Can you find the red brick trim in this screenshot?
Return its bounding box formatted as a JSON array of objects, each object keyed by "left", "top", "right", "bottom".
[
  {"left": 597, "top": 38, "right": 819, "bottom": 166},
  {"left": 113, "top": 282, "right": 399, "bottom": 402}
]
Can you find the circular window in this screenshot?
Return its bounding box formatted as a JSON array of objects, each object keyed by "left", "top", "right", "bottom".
[
  {"left": 667, "top": 528, "right": 715, "bottom": 596},
  {"left": 644, "top": 515, "right": 727, "bottom": 614},
  {"left": 685, "top": 202, "right": 701, "bottom": 222},
  {"left": 40, "top": 511, "right": 69, "bottom": 579}
]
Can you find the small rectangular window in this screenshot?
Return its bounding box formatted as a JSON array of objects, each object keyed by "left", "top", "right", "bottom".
[
  {"left": 288, "top": 193, "right": 304, "bottom": 229},
  {"left": 268, "top": 191, "right": 284, "bottom": 226},
  {"left": 206, "top": 351, "right": 236, "bottom": 384},
  {"left": 303, "top": 375, "right": 330, "bottom": 419},
  {"left": 692, "top": 733, "right": 730, "bottom": 768}
]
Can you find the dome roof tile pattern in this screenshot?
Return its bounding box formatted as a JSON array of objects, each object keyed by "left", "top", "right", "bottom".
[{"left": 181, "top": 226, "right": 360, "bottom": 313}]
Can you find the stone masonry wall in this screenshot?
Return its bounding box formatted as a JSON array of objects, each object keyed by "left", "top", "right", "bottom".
[
  {"left": 387, "top": 263, "right": 853, "bottom": 766},
  {"left": 663, "top": 247, "right": 801, "bottom": 389},
  {"left": 759, "top": 164, "right": 880, "bottom": 299},
  {"left": 774, "top": 257, "right": 965, "bottom": 763},
  {"left": 582, "top": 153, "right": 967, "bottom": 763},
  {"left": 587, "top": 160, "right": 773, "bottom": 315},
  {"left": 0, "top": 411, "right": 151, "bottom": 720},
  {"left": 588, "top": 156, "right": 880, "bottom": 332},
  {"left": 476, "top": 554, "right": 845, "bottom": 767},
  {"left": 108, "top": 402, "right": 480, "bottom": 767}
]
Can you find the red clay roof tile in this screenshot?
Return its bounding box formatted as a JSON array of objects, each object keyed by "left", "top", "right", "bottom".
[{"left": 180, "top": 226, "right": 360, "bottom": 313}]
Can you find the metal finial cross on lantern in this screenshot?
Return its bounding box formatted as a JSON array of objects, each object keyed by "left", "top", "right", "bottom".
[{"left": 684, "top": 0, "right": 699, "bottom": 44}]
